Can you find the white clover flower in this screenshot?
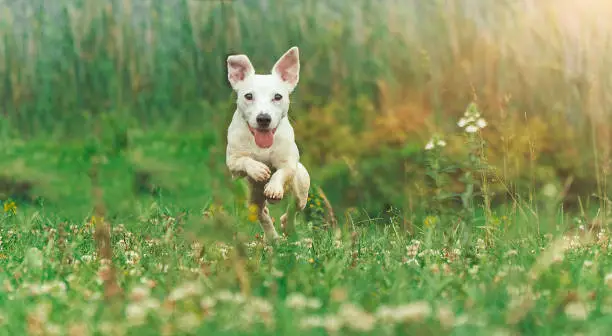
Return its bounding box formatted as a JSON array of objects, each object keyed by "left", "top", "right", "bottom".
[
  {"left": 118, "top": 239, "right": 128, "bottom": 250},
  {"left": 476, "top": 118, "right": 487, "bottom": 129},
  {"left": 376, "top": 301, "right": 432, "bottom": 323},
  {"left": 216, "top": 290, "right": 245, "bottom": 304},
  {"left": 81, "top": 255, "right": 94, "bottom": 264},
  {"left": 124, "top": 250, "right": 140, "bottom": 265},
  {"left": 248, "top": 297, "right": 274, "bottom": 315},
  {"left": 300, "top": 316, "right": 324, "bottom": 329},
  {"left": 425, "top": 134, "right": 446, "bottom": 150},
  {"left": 323, "top": 315, "right": 343, "bottom": 332},
  {"left": 126, "top": 303, "right": 147, "bottom": 325},
  {"left": 597, "top": 229, "right": 607, "bottom": 242},
  {"left": 301, "top": 238, "right": 314, "bottom": 249},
  {"left": 168, "top": 281, "right": 203, "bottom": 302},
  {"left": 286, "top": 293, "right": 309, "bottom": 309},
  {"left": 338, "top": 303, "right": 375, "bottom": 332},
  {"left": 375, "top": 306, "right": 399, "bottom": 323},
  {"left": 458, "top": 103, "right": 487, "bottom": 133},
  {"left": 125, "top": 298, "right": 159, "bottom": 325},
  {"left": 406, "top": 241, "right": 421, "bottom": 258},
  {"left": 395, "top": 301, "right": 432, "bottom": 322},
  {"left": 404, "top": 258, "right": 420, "bottom": 266},
  {"left": 286, "top": 293, "right": 321, "bottom": 310},
  {"left": 465, "top": 125, "right": 479, "bottom": 133},
  {"left": 130, "top": 286, "right": 151, "bottom": 302},
  {"left": 307, "top": 298, "right": 323, "bottom": 309},
  {"left": 564, "top": 302, "right": 588, "bottom": 321}
]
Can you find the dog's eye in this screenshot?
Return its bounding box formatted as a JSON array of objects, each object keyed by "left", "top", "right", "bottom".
[
  {"left": 273, "top": 93, "right": 283, "bottom": 101},
  {"left": 244, "top": 93, "right": 253, "bottom": 101}
]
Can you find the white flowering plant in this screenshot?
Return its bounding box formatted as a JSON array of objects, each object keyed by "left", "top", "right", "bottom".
[
  {"left": 420, "top": 102, "right": 495, "bottom": 245},
  {"left": 456, "top": 102, "right": 495, "bottom": 246},
  {"left": 422, "top": 132, "right": 459, "bottom": 224},
  {"left": 457, "top": 103, "right": 488, "bottom": 134}
]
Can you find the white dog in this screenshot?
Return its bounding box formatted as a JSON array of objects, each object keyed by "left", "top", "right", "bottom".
[{"left": 225, "top": 46, "right": 310, "bottom": 241}]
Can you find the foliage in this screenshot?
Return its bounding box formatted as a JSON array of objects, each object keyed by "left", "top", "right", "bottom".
[
  {"left": 0, "top": 183, "right": 611, "bottom": 334},
  {"left": 1, "top": 0, "right": 612, "bottom": 211}
]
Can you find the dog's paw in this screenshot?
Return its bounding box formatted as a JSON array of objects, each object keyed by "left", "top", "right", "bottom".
[
  {"left": 264, "top": 181, "right": 284, "bottom": 201},
  {"left": 245, "top": 161, "right": 271, "bottom": 182}
]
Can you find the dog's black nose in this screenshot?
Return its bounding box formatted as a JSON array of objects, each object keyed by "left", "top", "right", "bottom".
[{"left": 256, "top": 113, "right": 272, "bottom": 128}]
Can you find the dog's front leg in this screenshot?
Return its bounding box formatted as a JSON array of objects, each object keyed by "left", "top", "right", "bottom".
[
  {"left": 227, "top": 155, "right": 271, "bottom": 182},
  {"left": 264, "top": 160, "right": 296, "bottom": 201}
]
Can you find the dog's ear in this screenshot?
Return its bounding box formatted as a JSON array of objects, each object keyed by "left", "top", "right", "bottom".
[
  {"left": 272, "top": 46, "right": 300, "bottom": 91},
  {"left": 227, "top": 54, "right": 255, "bottom": 89}
]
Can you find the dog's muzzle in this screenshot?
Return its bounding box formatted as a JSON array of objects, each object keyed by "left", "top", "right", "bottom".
[{"left": 249, "top": 125, "right": 277, "bottom": 149}]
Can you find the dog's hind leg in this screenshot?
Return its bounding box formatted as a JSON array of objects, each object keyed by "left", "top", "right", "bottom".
[
  {"left": 250, "top": 184, "right": 280, "bottom": 242},
  {"left": 281, "top": 162, "right": 310, "bottom": 232},
  {"left": 293, "top": 162, "right": 310, "bottom": 210}
]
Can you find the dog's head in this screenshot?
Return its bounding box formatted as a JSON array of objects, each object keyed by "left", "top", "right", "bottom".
[{"left": 227, "top": 47, "right": 300, "bottom": 149}]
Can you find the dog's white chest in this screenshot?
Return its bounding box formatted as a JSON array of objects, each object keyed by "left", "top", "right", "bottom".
[{"left": 249, "top": 147, "right": 274, "bottom": 166}]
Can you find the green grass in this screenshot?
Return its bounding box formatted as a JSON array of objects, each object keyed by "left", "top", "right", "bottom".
[
  {"left": 0, "top": 127, "right": 611, "bottom": 335},
  {"left": 1, "top": 190, "right": 612, "bottom": 335}
]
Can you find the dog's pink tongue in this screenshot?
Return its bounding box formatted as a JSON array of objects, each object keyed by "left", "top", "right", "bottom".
[{"left": 253, "top": 130, "right": 274, "bottom": 148}]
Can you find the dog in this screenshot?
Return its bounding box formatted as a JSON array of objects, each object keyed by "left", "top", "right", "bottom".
[{"left": 225, "top": 46, "right": 310, "bottom": 241}]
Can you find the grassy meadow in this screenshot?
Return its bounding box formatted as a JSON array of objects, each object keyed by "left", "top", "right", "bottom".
[{"left": 2, "top": 0, "right": 612, "bottom": 334}]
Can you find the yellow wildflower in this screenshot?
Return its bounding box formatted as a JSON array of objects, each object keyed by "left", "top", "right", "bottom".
[
  {"left": 308, "top": 258, "right": 315, "bottom": 264},
  {"left": 423, "top": 215, "right": 439, "bottom": 228},
  {"left": 3, "top": 201, "right": 16, "bottom": 215},
  {"left": 204, "top": 204, "right": 225, "bottom": 218},
  {"left": 247, "top": 204, "right": 259, "bottom": 222},
  {"left": 90, "top": 215, "right": 105, "bottom": 227}
]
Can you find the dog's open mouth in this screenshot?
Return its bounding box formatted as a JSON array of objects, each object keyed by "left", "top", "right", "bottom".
[{"left": 248, "top": 126, "right": 277, "bottom": 148}]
